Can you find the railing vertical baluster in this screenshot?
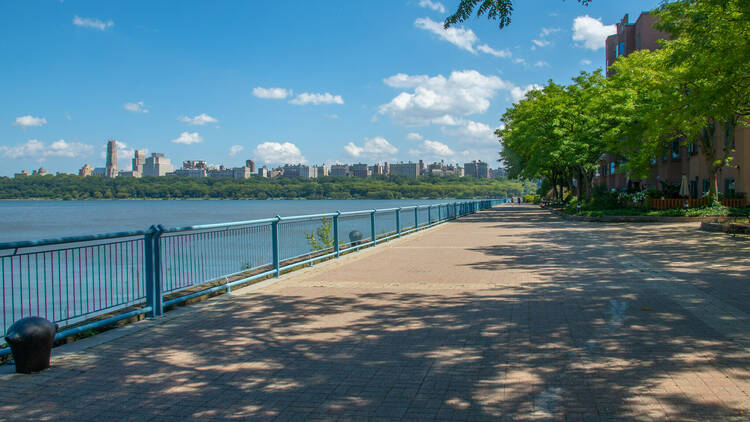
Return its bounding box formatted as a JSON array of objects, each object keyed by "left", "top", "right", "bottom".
[
  {"left": 272, "top": 217, "right": 280, "bottom": 278},
  {"left": 415, "top": 207, "right": 419, "bottom": 231},
  {"left": 428, "top": 206, "right": 432, "bottom": 226},
  {"left": 396, "top": 208, "right": 401, "bottom": 237},
  {"left": 144, "top": 225, "right": 163, "bottom": 318},
  {"left": 334, "top": 211, "right": 340, "bottom": 257},
  {"left": 370, "top": 210, "right": 376, "bottom": 246}
]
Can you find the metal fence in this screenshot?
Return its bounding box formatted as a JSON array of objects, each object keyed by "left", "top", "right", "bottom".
[{"left": 0, "top": 199, "right": 501, "bottom": 354}]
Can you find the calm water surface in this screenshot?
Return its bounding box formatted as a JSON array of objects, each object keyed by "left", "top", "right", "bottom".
[{"left": 0, "top": 199, "right": 453, "bottom": 243}]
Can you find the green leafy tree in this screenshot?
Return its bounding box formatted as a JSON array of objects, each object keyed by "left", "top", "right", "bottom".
[
  {"left": 445, "top": 0, "right": 592, "bottom": 29},
  {"left": 306, "top": 217, "right": 336, "bottom": 251}
]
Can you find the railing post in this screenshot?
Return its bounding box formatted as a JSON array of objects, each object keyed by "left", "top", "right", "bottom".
[
  {"left": 438, "top": 205, "right": 442, "bottom": 223},
  {"left": 370, "top": 210, "right": 376, "bottom": 246},
  {"left": 144, "top": 225, "right": 163, "bottom": 318},
  {"left": 396, "top": 208, "right": 401, "bottom": 237},
  {"left": 428, "top": 205, "right": 432, "bottom": 226},
  {"left": 414, "top": 207, "right": 419, "bottom": 231},
  {"left": 272, "top": 216, "right": 280, "bottom": 278},
  {"left": 334, "top": 211, "right": 340, "bottom": 258}
]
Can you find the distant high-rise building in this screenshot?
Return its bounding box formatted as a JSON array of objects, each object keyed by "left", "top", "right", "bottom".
[
  {"left": 142, "top": 153, "right": 174, "bottom": 177},
  {"left": 183, "top": 160, "right": 208, "bottom": 170},
  {"left": 384, "top": 162, "right": 390, "bottom": 175},
  {"left": 317, "top": 165, "right": 328, "bottom": 177},
  {"left": 330, "top": 164, "right": 351, "bottom": 177},
  {"left": 389, "top": 162, "right": 419, "bottom": 179},
  {"left": 246, "top": 160, "right": 256, "bottom": 173},
  {"left": 371, "top": 163, "right": 384, "bottom": 175},
  {"left": 351, "top": 163, "right": 370, "bottom": 178},
  {"left": 257, "top": 166, "right": 269, "bottom": 178},
  {"left": 105, "top": 140, "right": 118, "bottom": 178},
  {"left": 418, "top": 160, "right": 425, "bottom": 176},
  {"left": 14, "top": 170, "right": 30, "bottom": 178},
  {"left": 283, "top": 164, "right": 316, "bottom": 178},
  {"left": 131, "top": 150, "right": 146, "bottom": 178},
  {"left": 79, "top": 164, "right": 93, "bottom": 177},
  {"left": 464, "top": 161, "right": 490, "bottom": 178}
]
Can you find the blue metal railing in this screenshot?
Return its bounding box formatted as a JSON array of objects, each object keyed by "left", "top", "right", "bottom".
[{"left": 0, "top": 199, "right": 502, "bottom": 355}]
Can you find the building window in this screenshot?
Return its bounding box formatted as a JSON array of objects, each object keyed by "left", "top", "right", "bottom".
[
  {"left": 610, "top": 161, "right": 615, "bottom": 175},
  {"left": 636, "top": 32, "right": 642, "bottom": 50},
  {"left": 595, "top": 167, "right": 600, "bottom": 177},
  {"left": 703, "top": 178, "right": 710, "bottom": 194},
  {"left": 725, "top": 122, "right": 735, "bottom": 150},
  {"left": 671, "top": 139, "right": 681, "bottom": 159},
  {"left": 618, "top": 41, "right": 625, "bottom": 56},
  {"left": 690, "top": 180, "right": 698, "bottom": 199},
  {"left": 725, "top": 178, "right": 736, "bottom": 194}
]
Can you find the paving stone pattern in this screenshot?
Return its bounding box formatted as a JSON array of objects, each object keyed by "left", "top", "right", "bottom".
[{"left": 1, "top": 206, "right": 750, "bottom": 421}]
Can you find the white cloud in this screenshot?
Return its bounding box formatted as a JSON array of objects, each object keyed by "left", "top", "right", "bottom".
[
  {"left": 422, "top": 140, "right": 455, "bottom": 157},
  {"left": 73, "top": 15, "right": 113, "bottom": 31},
  {"left": 540, "top": 27, "right": 560, "bottom": 37},
  {"left": 444, "top": 119, "right": 500, "bottom": 144},
  {"left": 580, "top": 59, "right": 592, "bottom": 65},
  {"left": 171, "top": 132, "right": 203, "bottom": 145},
  {"left": 534, "top": 61, "right": 549, "bottom": 67},
  {"left": 418, "top": 0, "right": 446, "bottom": 13},
  {"left": 415, "top": 17, "right": 478, "bottom": 53},
  {"left": 509, "top": 84, "right": 542, "bottom": 103},
  {"left": 252, "top": 87, "right": 292, "bottom": 99},
  {"left": 13, "top": 115, "right": 47, "bottom": 128},
  {"left": 572, "top": 15, "right": 615, "bottom": 50},
  {"left": 254, "top": 142, "right": 306, "bottom": 164},
  {"left": 229, "top": 145, "right": 244, "bottom": 156},
  {"left": 380, "top": 70, "right": 515, "bottom": 125},
  {"left": 406, "top": 132, "right": 424, "bottom": 141},
  {"left": 325, "top": 113, "right": 339, "bottom": 119},
  {"left": 409, "top": 139, "right": 456, "bottom": 160},
  {"left": 344, "top": 137, "right": 398, "bottom": 160},
  {"left": 290, "top": 92, "right": 344, "bottom": 105},
  {"left": 477, "top": 44, "right": 512, "bottom": 58},
  {"left": 1, "top": 139, "right": 93, "bottom": 160},
  {"left": 531, "top": 39, "right": 550, "bottom": 48},
  {"left": 123, "top": 101, "right": 148, "bottom": 113},
  {"left": 514, "top": 58, "right": 528, "bottom": 66},
  {"left": 178, "top": 113, "right": 218, "bottom": 126}
]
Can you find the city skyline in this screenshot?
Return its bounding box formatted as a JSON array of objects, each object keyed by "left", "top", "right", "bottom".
[{"left": 0, "top": 0, "right": 660, "bottom": 177}]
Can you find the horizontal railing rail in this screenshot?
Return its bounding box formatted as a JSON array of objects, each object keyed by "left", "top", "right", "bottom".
[{"left": 0, "top": 199, "right": 504, "bottom": 356}]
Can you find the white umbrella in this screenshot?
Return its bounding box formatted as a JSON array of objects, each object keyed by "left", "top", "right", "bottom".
[{"left": 679, "top": 175, "right": 689, "bottom": 198}]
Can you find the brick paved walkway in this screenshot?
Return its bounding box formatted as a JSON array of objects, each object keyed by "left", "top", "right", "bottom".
[{"left": 2, "top": 206, "right": 750, "bottom": 421}]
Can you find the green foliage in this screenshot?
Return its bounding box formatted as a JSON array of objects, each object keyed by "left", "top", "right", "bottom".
[
  {"left": 0, "top": 174, "right": 536, "bottom": 200},
  {"left": 498, "top": 71, "right": 608, "bottom": 201},
  {"left": 444, "top": 0, "right": 591, "bottom": 30},
  {"left": 306, "top": 217, "right": 335, "bottom": 251}
]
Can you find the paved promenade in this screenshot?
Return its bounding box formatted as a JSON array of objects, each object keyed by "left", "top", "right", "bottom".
[{"left": 2, "top": 206, "right": 750, "bottom": 421}]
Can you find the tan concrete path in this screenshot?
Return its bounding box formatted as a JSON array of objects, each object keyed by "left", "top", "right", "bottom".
[{"left": 2, "top": 206, "right": 750, "bottom": 421}]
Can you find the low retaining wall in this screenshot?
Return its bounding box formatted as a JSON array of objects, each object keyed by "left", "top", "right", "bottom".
[
  {"left": 548, "top": 208, "right": 736, "bottom": 223},
  {"left": 700, "top": 221, "right": 750, "bottom": 234},
  {"left": 649, "top": 198, "right": 746, "bottom": 209}
]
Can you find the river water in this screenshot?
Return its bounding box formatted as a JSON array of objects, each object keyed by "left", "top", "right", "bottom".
[{"left": 0, "top": 199, "right": 454, "bottom": 243}]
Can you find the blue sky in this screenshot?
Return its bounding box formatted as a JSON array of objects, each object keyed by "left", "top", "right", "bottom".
[{"left": 0, "top": 0, "right": 661, "bottom": 176}]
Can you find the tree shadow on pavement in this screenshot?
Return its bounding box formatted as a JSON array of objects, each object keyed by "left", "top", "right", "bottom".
[{"left": 0, "top": 206, "right": 748, "bottom": 421}]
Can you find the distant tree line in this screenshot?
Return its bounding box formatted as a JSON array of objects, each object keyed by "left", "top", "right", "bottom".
[{"left": 0, "top": 174, "right": 536, "bottom": 200}]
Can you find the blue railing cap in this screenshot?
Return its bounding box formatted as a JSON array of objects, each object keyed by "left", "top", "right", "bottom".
[{"left": 0, "top": 229, "right": 149, "bottom": 251}]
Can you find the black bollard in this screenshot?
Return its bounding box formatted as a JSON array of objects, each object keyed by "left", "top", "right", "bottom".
[
  {"left": 348, "top": 230, "right": 364, "bottom": 244},
  {"left": 5, "top": 317, "right": 57, "bottom": 374}
]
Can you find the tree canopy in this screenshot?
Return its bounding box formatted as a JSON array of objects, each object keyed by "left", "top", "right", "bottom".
[{"left": 445, "top": 0, "right": 592, "bottom": 29}]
